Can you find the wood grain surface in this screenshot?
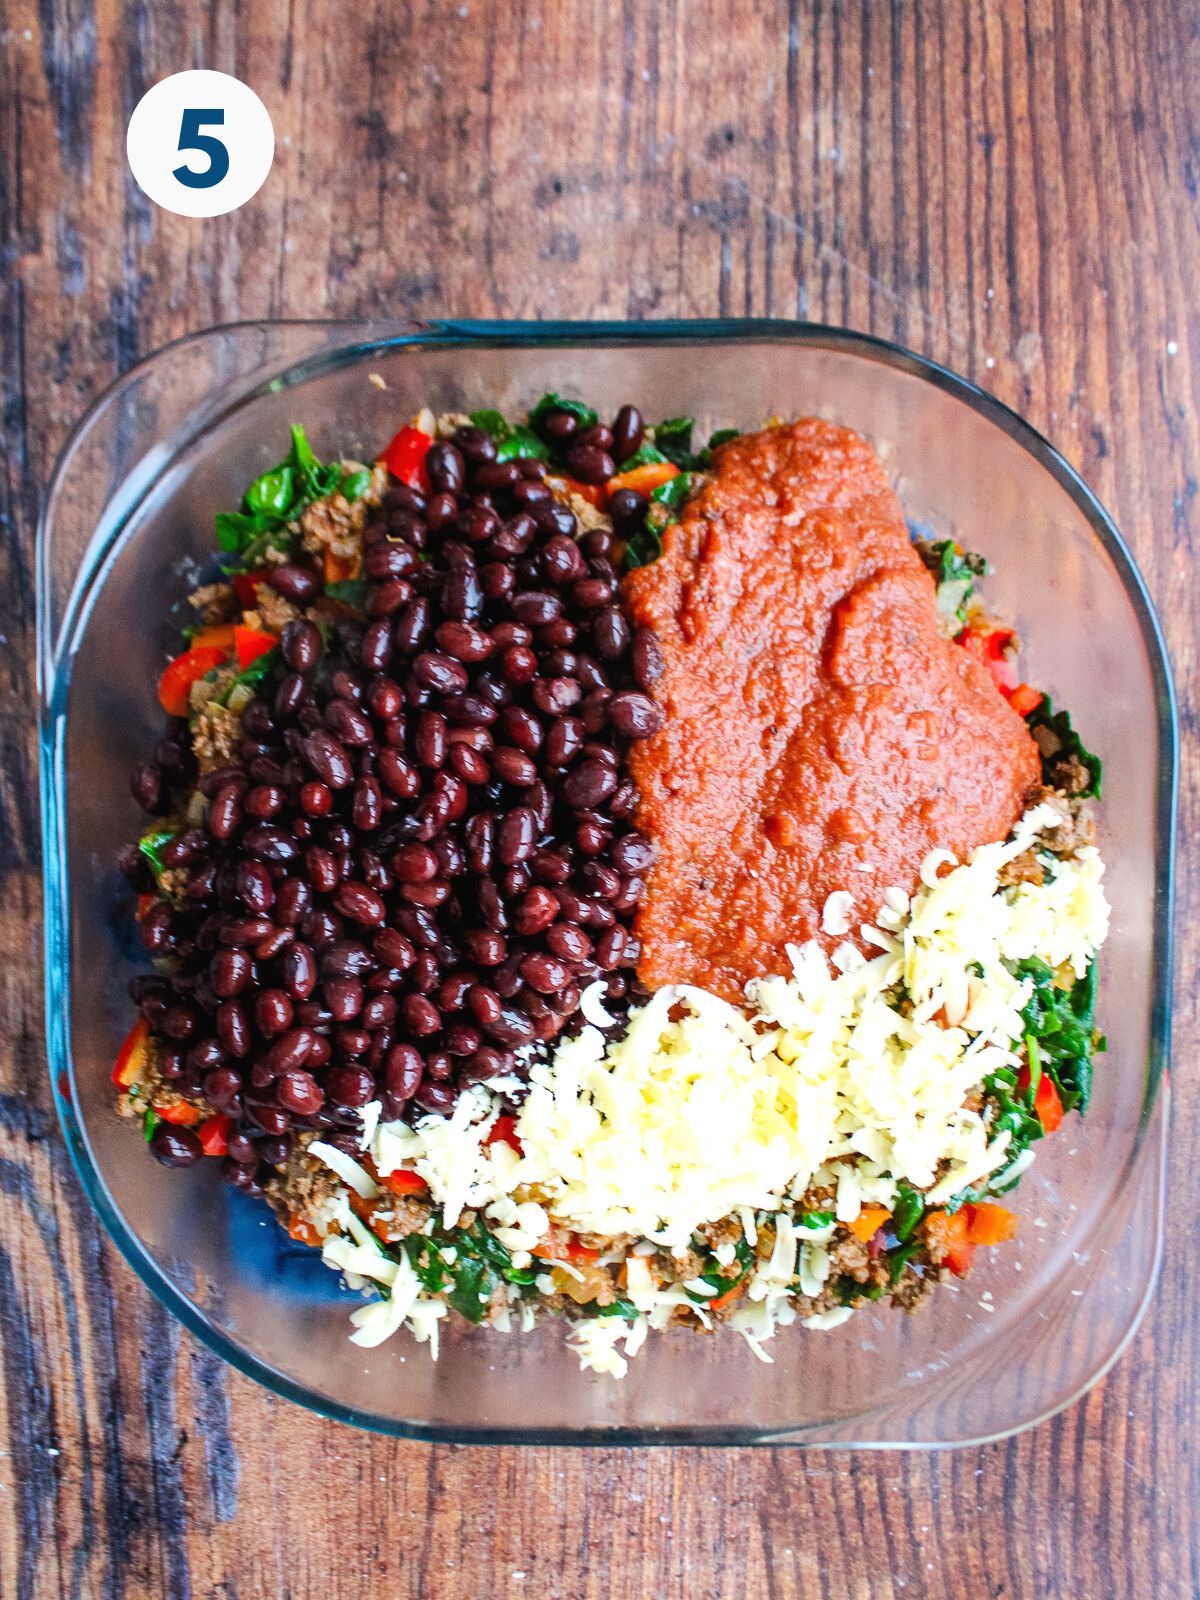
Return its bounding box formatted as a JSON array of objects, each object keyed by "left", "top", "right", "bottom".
[{"left": 2, "top": 1, "right": 1196, "bottom": 1595}]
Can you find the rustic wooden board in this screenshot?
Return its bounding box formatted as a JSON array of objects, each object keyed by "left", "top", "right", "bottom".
[{"left": 1, "top": 1, "right": 1195, "bottom": 1594}]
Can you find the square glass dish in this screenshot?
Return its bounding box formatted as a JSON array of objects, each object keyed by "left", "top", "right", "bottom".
[{"left": 38, "top": 320, "right": 1175, "bottom": 1445}]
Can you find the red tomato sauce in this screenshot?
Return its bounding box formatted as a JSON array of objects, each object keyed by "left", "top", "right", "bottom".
[{"left": 622, "top": 420, "right": 1041, "bottom": 1001}]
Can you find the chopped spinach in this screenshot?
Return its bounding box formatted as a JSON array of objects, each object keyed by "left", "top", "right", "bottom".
[
  {"left": 468, "top": 408, "right": 551, "bottom": 461},
  {"left": 1017, "top": 956, "right": 1100, "bottom": 1115},
  {"left": 339, "top": 467, "right": 372, "bottom": 502},
  {"left": 891, "top": 1183, "right": 925, "bottom": 1242},
  {"left": 495, "top": 425, "right": 550, "bottom": 463},
  {"left": 137, "top": 828, "right": 178, "bottom": 884},
  {"left": 324, "top": 577, "right": 368, "bottom": 610},
  {"left": 622, "top": 522, "right": 664, "bottom": 571},
  {"left": 143, "top": 1109, "right": 159, "bottom": 1142},
  {"left": 445, "top": 1254, "right": 499, "bottom": 1324},
  {"left": 653, "top": 416, "right": 696, "bottom": 467},
  {"left": 706, "top": 426, "right": 740, "bottom": 451},
  {"left": 590, "top": 1298, "right": 640, "bottom": 1322},
  {"left": 798, "top": 1209, "right": 835, "bottom": 1231},
  {"left": 887, "top": 1240, "right": 923, "bottom": 1283},
  {"left": 217, "top": 425, "right": 342, "bottom": 557},
  {"left": 217, "top": 646, "right": 279, "bottom": 706},
  {"left": 613, "top": 441, "right": 669, "bottom": 472},
  {"left": 468, "top": 407, "right": 510, "bottom": 439},
  {"left": 1024, "top": 697, "right": 1103, "bottom": 798},
  {"left": 649, "top": 470, "right": 695, "bottom": 512}
]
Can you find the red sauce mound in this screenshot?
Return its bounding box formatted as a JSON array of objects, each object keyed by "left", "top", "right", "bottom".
[{"left": 622, "top": 419, "right": 1041, "bottom": 1002}]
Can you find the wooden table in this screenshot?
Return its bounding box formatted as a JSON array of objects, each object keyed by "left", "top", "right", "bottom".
[{"left": 3, "top": 3, "right": 1194, "bottom": 1594}]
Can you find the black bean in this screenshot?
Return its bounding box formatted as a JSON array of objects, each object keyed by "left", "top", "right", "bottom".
[
  {"left": 497, "top": 807, "right": 536, "bottom": 865},
  {"left": 608, "top": 690, "right": 664, "bottom": 738},
  {"left": 150, "top": 1125, "right": 203, "bottom": 1167},
  {"left": 268, "top": 564, "right": 321, "bottom": 602},
  {"left": 334, "top": 881, "right": 386, "bottom": 926},
  {"left": 493, "top": 746, "right": 538, "bottom": 786},
  {"left": 282, "top": 619, "right": 322, "bottom": 672},
  {"left": 320, "top": 939, "right": 373, "bottom": 980},
  {"left": 385, "top": 1043, "right": 424, "bottom": 1101},
  {"left": 208, "top": 783, "right": 243, "bottom": 840},
  {"left": 366, "top": 541, "right": 419, "bottom": 582},
  {"left": 611, "top": 404, "right": 644, "bottom": 462},
  {"left": 130, "top": 763, "right": 163, "bottom": 813},
  {"left": 274, "top": 672, "right": 307, "bottom": 721},
  {"left": 608, "top": 488, "right": 646, "bottom": 529},
  {"left": 531, "top": 677, "right": 581, "bottom": 715},
  {"left": 301, "top": 730, "right": 353, "bottom": 789},
  {"left": 210, "top": 947, "right": 251, "bottom": 999},
  {"left": 216, "top": 998, "right": 251, "bottom": 1062},
  {"left": 414, "top": 651, "right": 470, "bottom": 694},
  {"left": 631, "top": 627, "right": 665, "bottom": 687},
  {"left": 326, "top": 1066, "right": 376, "bottom": 1108},
  {"left": 280, "top": 942, "right": 318, "bottom": 1000},
  {"left": 513, "top": 887, "right": 559, "bottom": 936},
  {"left": 565, "top": 442, "right": 615, "bottom": 483},
  {"left": 563, "top": 758, "right": 618, "bottom": 809},
  {"left": 248, "top": 982, "right": 289, "bottom": 1035}
]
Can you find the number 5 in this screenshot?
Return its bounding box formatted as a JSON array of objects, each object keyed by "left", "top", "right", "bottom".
[{"left": 174, "top": 109, "right": 230, "bottom": 189}]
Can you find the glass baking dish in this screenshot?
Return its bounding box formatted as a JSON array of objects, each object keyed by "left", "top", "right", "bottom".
[{"left": 37, "top": 320, "right": 1175, "bottom": 1446}]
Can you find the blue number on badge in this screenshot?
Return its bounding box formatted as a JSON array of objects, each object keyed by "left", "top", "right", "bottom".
[{"left": 173, "top": 109, "right": 230, "bottom": 189}]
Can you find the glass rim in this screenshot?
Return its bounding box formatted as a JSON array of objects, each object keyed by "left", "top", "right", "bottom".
[{"left": 37, "top": 317, "right": 1178, "bottom": 1445}]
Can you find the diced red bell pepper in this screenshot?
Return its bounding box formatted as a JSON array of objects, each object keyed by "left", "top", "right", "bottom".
[
  {"left": 232, "top": 567, "right": 270, "bottom": 608},
  {"left": 532, "top": 1235, "right": 600, "bottom": 1265},
  {"left": 1008, "top": 682, "right": 1044, "bottom": 716},
  {"left": 924, "top": 1209, "right": 976, "bottom": 1276},
  {"left": 234, "top": 624, "right": 277, "bottom": 670},
  {"left": 323, "top": 547, "right": 362, "bottom": 586},
  {"left": 709, "top": 1279, "right": 747, "bottom": 1313},
  {"left": 288, "top": 1214, "right": 321, "bottom": 1247},
  {"left": 158, "top": 645, "right": 227, "bottom": 717},
  {"left": 156, "top": 1100, "right": 204, "bottom": 1127},
  {"left": 1034, "top": 1071, "right": 1064, "bottom": 1133},
  {"left": 606, "top": 461, "right": 679, "bottom": 498},
  {"left": 964, "top": 1201, "right": 1018, "bottom": 1246},
  {"left": 1019, "top": 1060, "right": 1065, "bottom": 1134},
  {"left": 383, "top": 425, "right": 433, "bottom": 490},
  {"left": 380, "top": 1168, "right": 429, "bottom": 1197},
  {"left": 189, "top": 623, "right": 238, "bottom": 653},
  {"left": 554, "top": 475, "right": 606, "bottom": 509},
  {"left": 483, "top": 1114, "right": 522, "bottom": 1153},
  {"left": 197, "top": 1114, "right": 233, "bottom": 1157},
  {"left": 956, "top": 624, "right": 1018, "bottom": 696},
  {"left": 113, "top": 1017, "right": 151, "bottom": 1087},
  {"left": 136, "top": 892, "right": 154, "bottom": 920}
]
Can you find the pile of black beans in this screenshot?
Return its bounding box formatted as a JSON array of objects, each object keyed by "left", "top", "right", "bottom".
[{"left": 121, "top": 405, "right": 666, "bottom": 1188}]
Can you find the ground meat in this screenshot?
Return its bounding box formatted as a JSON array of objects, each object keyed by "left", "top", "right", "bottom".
[
  {"left": 435, "top": 412, "right": 472, "bottom": 438},
  {"left": 371, "top": 1196, "right": 434, "bottom": 1242},
  {"left": 547, "top": 478, "right": 613, "bottom": 534},
  {"left": 827, "top": 1231, "right": 872, "bottom": 1283},
  {"left": 891, "top": 1266, "right": 936, "bottom": 1311},
  {"left": 297, "top": 466, "right": 384, "bottom": 562},
  {"left": 157, "top": 866, "right": 189, "bottom": 899},
  {"left": 1026, "top": 784, "right": 1096, "bottom": 856},
  {"left": 656, "top": 1247, "right": 706, "bottom": 1283},
  {"left": 268, "top": 1140, "right": 340, "bottom": 1220},
  {"left": 998, "top": 847, "right": 1046, "bottom": 887},
  {"left": 697, "top": 1216, "right": 745, "bottom": 1252},
  {"left": 188, "top": 581, "right": 239, "bottom": 625},
  {"left": 252, "top": 583, "right": 302, "bottom": 633},
  {"left": 191, "top": 701, "right": 242, "bottom": 772}
]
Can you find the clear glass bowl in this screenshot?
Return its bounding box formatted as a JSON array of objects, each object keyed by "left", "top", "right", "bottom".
[{"left": 38, "top": 320, "right": 1176, "bottom": 1446}]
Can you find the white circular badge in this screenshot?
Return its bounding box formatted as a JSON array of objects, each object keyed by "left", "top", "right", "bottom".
[{"left": 126, "top": 70, "right": 274, "bottom": 218}]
